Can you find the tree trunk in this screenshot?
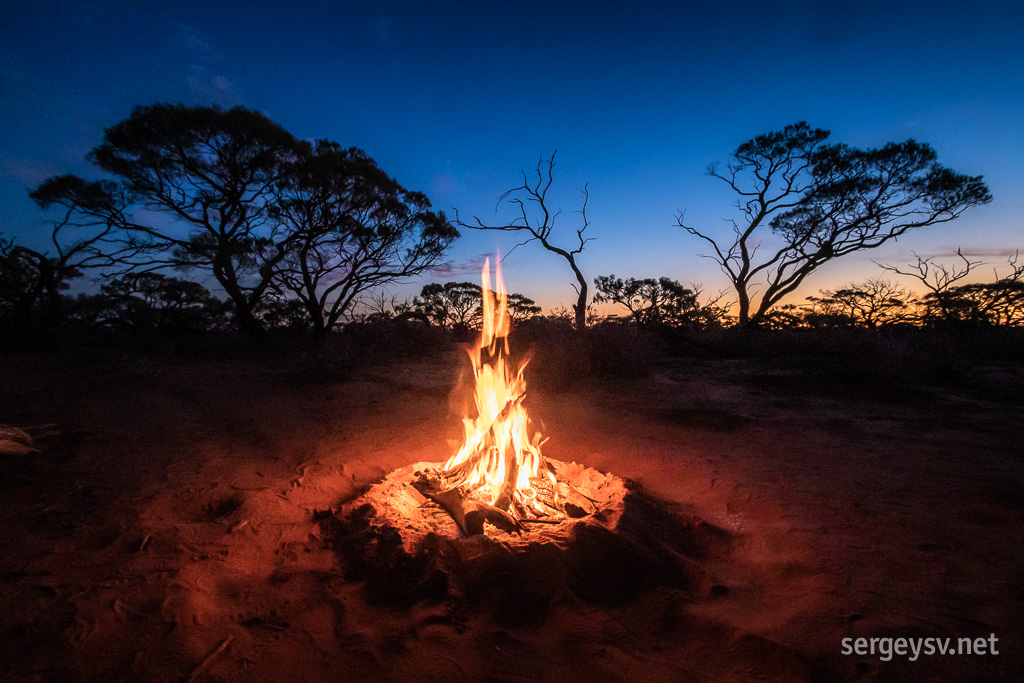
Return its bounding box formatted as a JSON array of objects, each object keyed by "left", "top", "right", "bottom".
[
  {"left": 573, "top": 287, "right": 587, "bottom": 331},
  {"left": 569, "top": 257, "right": 588, "bottom": 331},
  {"left": 735, "top": 285, "right": 751, "bottom": 327}
]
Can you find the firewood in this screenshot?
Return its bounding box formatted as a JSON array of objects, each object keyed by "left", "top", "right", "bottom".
[
  {"left": 556, "top": 481, "right": 598, "bottom": 517},
  {"left": 492, "top": 454, "right": 520, "bottom": 512},
  {"left": 412, "top": 476, "right": 524, "bottom": 536}
]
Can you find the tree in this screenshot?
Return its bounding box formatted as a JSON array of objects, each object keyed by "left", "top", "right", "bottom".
[
  {"left": 1, "top": 180, "right": 130, "bottom": 333},
  {"left": 677, "top": 122, "right": 991, "bottom": 326},
  {"left": 877, "top": 249, "right": 981, "bottom": 325},
  {"left": 269, "top": 141, "right": 457, "bottom": 334},
  {"left": 506, "top": 293, "right": 542, "bottom": 323},
  {"left": 31, "top": 103, "right": 304, "bottom": 339},
  {"left": 593, "top": 275, "right": 719, "bottom": 329},
  {"left": 456, "top": 152, "right": 593, "bottom": 331},
  {"left": 880, "top": 250, "right": 1024, "bottom": 326},
  {"left": 92, "top": 272, "right": 227, "bottom": 331},
  {"left": 805, "top": 278, "right": 912, "bottom": 328},
  {"left": 411, "top": 281, "right": 483, "bottom": 330}
]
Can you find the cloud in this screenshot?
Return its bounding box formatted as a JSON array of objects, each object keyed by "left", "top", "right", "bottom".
[
  {"left": 174, "top": 23, "right": 245, "bottom": 107},
  {"left": 186, "top": 68, "right": 245, "bottom": 107},
  {"left": 923, "top": 247, "right": 1021, "bottom": 260},
  {"left": 428, "top": 254, "right": 490, "bottom": 279},
  {"left": 429, "top": 170, "right": 461, "bottom": 199},
  {"left": 176, "top": 23, "right": 212, "bottom": 54}
]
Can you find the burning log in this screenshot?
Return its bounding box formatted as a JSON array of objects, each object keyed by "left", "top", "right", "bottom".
[
  {"left": 413, "top": 472, "right": 524, "bottom": 536},
  {"left": 409, "top": 257, "right": 603, "bottom": 537}
]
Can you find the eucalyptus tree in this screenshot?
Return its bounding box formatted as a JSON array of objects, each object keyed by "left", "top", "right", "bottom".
[
  {"left": 31, "top": 103, "right": 302, "bottom": 338},
  {"left": 270, "top": 142, "right": 457, "bottom": 334},
  {"left": 457, "top": 152, "right": 593, "bottom": 331},
  {"left": 677, "top": 122, "right": 991, "bottom": 326}
]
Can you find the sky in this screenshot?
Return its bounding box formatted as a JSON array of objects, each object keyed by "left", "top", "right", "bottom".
[{"left": 1, "top": 0, "right": 1022, "bottom": 312}]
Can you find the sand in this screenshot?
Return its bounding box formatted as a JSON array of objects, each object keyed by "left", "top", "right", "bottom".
[{"left": 1, "top": 347, "right": 1021, "bottom": 681}]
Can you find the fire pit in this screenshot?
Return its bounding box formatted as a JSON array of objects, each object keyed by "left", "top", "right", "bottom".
[
  {"left": 347, "top": 258, "right": 624, "bottom": 543},
  {"left": 323, "top": 259, "right": 727, "bottom": 625}
]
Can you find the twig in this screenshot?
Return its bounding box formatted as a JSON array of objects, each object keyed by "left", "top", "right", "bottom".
[{"left": 183, "top": 635, "right": 233, "bottom": 683}]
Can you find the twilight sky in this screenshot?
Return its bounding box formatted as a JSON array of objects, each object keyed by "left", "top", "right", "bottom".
[{"left": 1, "top": 0, "right": 1021, "bottom": 311}]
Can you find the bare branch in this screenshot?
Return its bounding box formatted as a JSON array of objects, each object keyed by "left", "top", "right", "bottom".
[{"left": 455, "top": 152, "right": 593, "bottom": 329}]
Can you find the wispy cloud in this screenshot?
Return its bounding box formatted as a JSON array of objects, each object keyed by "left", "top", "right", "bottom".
[
  {"left": 186, "top": 68, "right": 245, "bottom": 107},
  {"left": 176, "top": 22, "right": 211, "bottom": 53},
  {"left": 924, "top": 247, "right": 1021, "bottom": 260},
  {"left": 428, "top": 254, "right": 490, "bottom": 279},
  {"left": 429, "top": 170, "right": 461, "bottom": 199},
  {"left": 174, "top": 23, "right": 245, "bottom": 107}
]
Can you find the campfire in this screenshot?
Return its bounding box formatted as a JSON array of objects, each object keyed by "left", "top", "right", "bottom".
[
  {"left": 338, "top": 257, "right": 621, "bottom": 544},
  {"left": 323, "top": 261, "right": 723, "bottom": 627},
  {"left": 412, "top": 258, "right": 599, "bottom": 537}
]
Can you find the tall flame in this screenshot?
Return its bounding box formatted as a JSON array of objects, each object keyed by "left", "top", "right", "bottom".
[{"left": 441, "top": 258, "right": 555, "bottom": 518}]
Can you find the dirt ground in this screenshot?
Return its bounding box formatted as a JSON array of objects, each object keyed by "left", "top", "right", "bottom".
[{"left": 1, "top": 345, "right": 1021, "bottom": 682}]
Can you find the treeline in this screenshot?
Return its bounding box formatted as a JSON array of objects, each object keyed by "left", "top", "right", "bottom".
[{"left": 2, "top": 104, "right": 1017, "bottom": 353}]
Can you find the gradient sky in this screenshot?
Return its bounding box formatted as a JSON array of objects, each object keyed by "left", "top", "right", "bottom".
[{"left": 2, "top": 0, "right": 1022, "bottom": 311}]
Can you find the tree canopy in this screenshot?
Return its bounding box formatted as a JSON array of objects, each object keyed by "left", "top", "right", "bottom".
[
  {"left": 26, "top": 103, "right": 456, "bottom": 339},
  {"left": 593, "top": 275, "right": 718, "bottom": 329},
  {"left": 678, "top": 122, "right": 991, "bottom": 326}
]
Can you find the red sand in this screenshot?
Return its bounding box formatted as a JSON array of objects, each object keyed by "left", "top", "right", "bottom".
[{"left": 1, "top": 350, "right": 1021, "bottom": 681}]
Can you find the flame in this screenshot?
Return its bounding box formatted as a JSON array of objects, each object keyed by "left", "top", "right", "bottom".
[{"left": 441, "top": 258, "right": 555, "bottom": 518}]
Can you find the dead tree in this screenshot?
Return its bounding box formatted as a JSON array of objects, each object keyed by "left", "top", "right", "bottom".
[
  {"left": 877, "top": 249, "right": 981, "bottom": 324},
  {"left": 456, "top": 152, "right": 593, "bottom": 330}
]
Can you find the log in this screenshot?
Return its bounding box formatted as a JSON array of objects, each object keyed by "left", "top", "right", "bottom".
[
  {"left": 413, "top": 475, "right": 524, "bottom": 537},
  {"left": 543, "top": 460, "right": 598, "bottom": 517},
  {"left": 441, "top": 392, "right": 525, "bottom": 485},
  {"left": 556, "top": 480, "right": 598, "bottom": 518}
]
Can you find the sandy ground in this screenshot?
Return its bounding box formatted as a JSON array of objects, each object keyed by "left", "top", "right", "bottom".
[{"left": 1, "top": 346, "right": 1022, "bottom": 681}]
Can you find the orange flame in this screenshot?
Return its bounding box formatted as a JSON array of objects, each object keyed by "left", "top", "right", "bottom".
[{"left": 441, "top": 258, "right": 555, "bottom": 518}]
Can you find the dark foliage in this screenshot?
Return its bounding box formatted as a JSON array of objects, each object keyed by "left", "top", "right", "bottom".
[
  {"left": 24, "top": 103, "right": 455, "bottom": 342},
  {"left": 678, "top": 122, "right": 991, "bottom": 326}
]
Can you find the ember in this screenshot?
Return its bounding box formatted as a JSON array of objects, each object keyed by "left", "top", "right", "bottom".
[{"left": 411, "top": 257, "right": 600, "bottom": 537}]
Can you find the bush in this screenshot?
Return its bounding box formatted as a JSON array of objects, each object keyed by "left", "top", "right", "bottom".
[
  {"left": 513, "top": 318, "right": 659, "bottom": 389},
  {"left": 337, "top": 317, "right": 453, "bottom": 363}
]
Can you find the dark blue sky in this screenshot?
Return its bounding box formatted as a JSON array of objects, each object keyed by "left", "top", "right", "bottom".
[{"left": 2, "top": 0, "right": 1021, "bottom": 309}]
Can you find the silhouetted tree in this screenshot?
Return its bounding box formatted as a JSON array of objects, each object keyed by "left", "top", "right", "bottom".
[
  {"left": 411, "top": 281, "right": 483, "bottom": 331},
  {"left": 805, "top": 278, "right": 912, "bottom": 328},
  {"left": 936, "top": 274, "right": 1024, "bottom": 326},
  {"left": 31, "top": 103, "right": 304, "bottom": 340},
  {"left": 677, "top": 122, "right": 991, "bottom": 326},
  {"left": 1, "top": 182, "right": 132, "bottom": 334},
  {"left": 881, "top": 250, "right": 1024, "bottom": 326},
  {"left": 593, "top": 275, "right": 720, "bottom": 329},
  {"left": 255, "top": 296, "right": 313, "bottom": 331},
  {"left": 269, "top": 142, "right": 457, "bottom": 334},
  {"left": 757, "top": 304, "right": 808, "bottom": 329},
  {"left": 457, "top": 152, "right": 593, "bottom": 331},
  {"left": 92, "top": 272, "right": 227, "bottom": 331},
  {"left": 506, "top": 293, "right": 542, "bottom": 323},
  {"left": 877, "top": 248, "right": 984, "bottom": 326}
]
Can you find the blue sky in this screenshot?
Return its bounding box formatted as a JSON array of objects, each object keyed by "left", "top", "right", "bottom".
[{"left": 2, "top": 0, "right": 1021, "bottom": 310}]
